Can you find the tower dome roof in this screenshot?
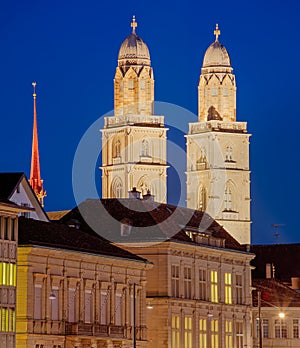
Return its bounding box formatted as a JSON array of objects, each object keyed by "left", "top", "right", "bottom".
[
  {"left": 202, "top": 24, "right": 231, "bottom": 68},
  {"left": 118, "top": 16, "right": 151, "bottom": 67}
]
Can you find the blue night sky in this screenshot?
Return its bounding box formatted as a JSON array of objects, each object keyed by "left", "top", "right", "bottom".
[{"left": 0, "top": 0, "right": 299, "bottom": 244}]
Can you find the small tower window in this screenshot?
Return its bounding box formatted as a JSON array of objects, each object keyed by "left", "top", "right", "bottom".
[
  {"left": 119, "top": 81, "right": 124, "bottom": 91},
  {"left": 140, "top": 80, "right": 145, "bottom": 90},
  {"left": 112, "top": 178, "right": 123, "bottom": 198},
  {"left": 211, "top": 88, "right": 218, "bottom": 96},
  {"left": 141, "top": 139, "right": 150, "bottom": 157},
  {"left": 225, "top": 146, "right": 234, "bottom": 162},
  {"left": 223, "top": 88, "right": 229, "bottom": 97},
  {"left": 113, "top": 140, "right": 121, "bottom": 158},
  {"left": 198, "top": 187, "right": 207, "bottom": 212},
  {"left": 128, "top": 80, "right": 134, "bottom": 90},
  {"left": 224, "top": 186, "right": 232, "bottom": 211}
]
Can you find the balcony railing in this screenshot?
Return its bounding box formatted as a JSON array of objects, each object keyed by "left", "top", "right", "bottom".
[{"left": 65, "top": 322, "right": 125, "bottom": 338}]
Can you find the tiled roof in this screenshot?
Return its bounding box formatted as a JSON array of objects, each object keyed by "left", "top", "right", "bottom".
[
  {"left": 0, "top": 172, "right": 24, "bottom": 199},
  {"left": 251, "top": 244, "right": 300, "bottom": 282},
  {"left": 59, "top": 198, "right": 245, "bottom": 252},
  {"left": 47, "top": 210, "right": 70, "bottom": 221},
  {"left": 252, "top": 278, "right": 300, "bottom": 308},
  {"left": 18, "top": 217, "right": 148, "bottom": 263}
]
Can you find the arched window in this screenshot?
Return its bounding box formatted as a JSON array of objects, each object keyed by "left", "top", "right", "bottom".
[
  {"left": 141, "top": 139, "right": 150, "bottom": 157},
  {"left": 198, "top": 186, "right": 207, "bottom": 212},
  {"left": 224, "top": 185, "right": 232, "bottom": 211},
  {"left": 225, "top": 146, "right": 233, "bottom": 162},
  {"left": 112, "top": 177, "right": 123, "bottom": 198},
  {"left": 113, "top": 140, "right": 121, "bottom": 158}
]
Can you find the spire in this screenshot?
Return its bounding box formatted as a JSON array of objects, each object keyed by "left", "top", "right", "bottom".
[
  {"left": 214, "top": 23, "right": 220, "bottom": 41},
  {"left": 131, "top": 15, "right": 137, "bottom": 33},
  {"left": 29, "top": 82, "right": 46, "bottom": 207}
]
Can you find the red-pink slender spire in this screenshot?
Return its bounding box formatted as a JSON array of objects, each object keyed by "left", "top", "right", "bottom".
[{"left": 29, "top": 82, "right": 46, "bottom": 207}]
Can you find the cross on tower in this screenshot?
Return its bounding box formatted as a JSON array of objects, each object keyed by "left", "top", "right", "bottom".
[
  {"left": 32, "top": 81, "right": 37, "bottom": 98},
  {"left": 131, "top": 15, "right": 137, "bottom": 33},
  {"left": 214, "top": 24, "right": 220, "bottom": 41}
]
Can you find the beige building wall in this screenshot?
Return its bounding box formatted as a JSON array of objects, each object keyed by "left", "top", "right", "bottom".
[
  {"left": 124, "top": 240, "right": 254, "bottom": 348},
  {"left": 16, "top": 246, "right": 151, "bottom": 348}
]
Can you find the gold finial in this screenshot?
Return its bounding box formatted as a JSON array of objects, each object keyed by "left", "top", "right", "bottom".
[
  {"left": 32, "top": 81, "right": 37, "bottom": 98},
  {"left": 214, "top": 23, "right": 220, "bottom": 41},
  {"left": 131, "top": 15, "right": 137, "bottom": 33}
]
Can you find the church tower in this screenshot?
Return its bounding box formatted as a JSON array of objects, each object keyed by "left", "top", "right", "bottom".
[
  {"left": 186, "top": 25, "right": 251, "bottom": 244},
  {"left": 30, "top": 82, "right": 46, "bottom": 207},
  {"left": 101, "top": 17, "right": 168, "bottom": 202}
]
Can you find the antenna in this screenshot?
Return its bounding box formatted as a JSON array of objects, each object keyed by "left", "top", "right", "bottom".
[{"left": 272, "top": 224, "right": 285, "bottom": 243}]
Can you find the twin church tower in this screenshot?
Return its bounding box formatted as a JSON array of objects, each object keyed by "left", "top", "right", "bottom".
[{"left": 101, "top": 18, "right": 251, "bottom": 245}]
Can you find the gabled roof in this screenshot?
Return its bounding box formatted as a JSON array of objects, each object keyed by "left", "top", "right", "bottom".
[
  {"left": 252, "top": 278, "right": 300, "bottom": 308},
  {"left": 0, "top": 172, "right": 24, "bottom": 199},
  {"left": 18, "top": 217, "right": 148, "bottom": 263},
  {"left": 59, "top": 198, "right": 246, "bottom": 252},
  {"left": 251, "top": 244, "right": 300, "bottom": 282},
  {"left": 0, "top": 172, "right": 49, "bottom": 221}
]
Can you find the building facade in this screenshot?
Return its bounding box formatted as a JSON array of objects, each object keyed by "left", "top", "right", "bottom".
[
  {"left": 16, "top": 218, "right": 151, "bottom": 348},
  {"left": 252, "top": 278, "right": 300, "bottom": 348},
  {"left": 186, "top": 25, "right": 251, "bottom": 245},
  {"left": 60, "top": 197, "right": 255, "bottom": 348},
  {"left": 0, "top": 201, "right": 30, "bottom": 348},
  {"left": 101, "top": 17, "right": 168, "bottom": 203}
]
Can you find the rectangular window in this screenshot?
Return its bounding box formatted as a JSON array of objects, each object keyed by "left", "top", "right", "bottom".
[
  {"left": 225, "top": 320, "right": 232, "bottom": 348},
  {"left": 3, "top": 218, "right": 8, "bottom": 239},
  {"left": 224, "top": 273, "right": 232, "bottom": 304},
  {"left": 11, "top": 219, "right": 15, "bottom": 241},
  {"left": 211, "top": 319, "right": 219, "bottom": 348},
  {"left": 211, "top": 87, "right": 218, "bottom": 96},
  {"left": 199, "top": 269, "right": 206, "bottom": 300},
  {"left": 210, "top": 270, "right": 218, "bottom": 303},
  {"left": 171, "top": 315, "right": 180, "bottom": 348},
  {"left": 171, "top": 265, "right": 180, "bottom": 297},
  {"left": 100, "top": 291, "right": 107, "bottom": 325},
  {"left": 262, "top": 319, "right": 269, "bottom": 338},
  {"left": 184, "top": 317, "right": 192, "bottom": 348},
  {"left": 51, "top": 288, "right": 59, "bottom": 321},
  {"left": 34, "top": 285, "right": 42, "bottom": 320},
  {"left": 115, "top": 293, "right": 122, "bottom": 326},
  {"left": 236, "top": 275, "right": 243, "bottom": 304},
  {"left": 68, "top": 288, "right": 76, "bottom": 323},
  {"left": 140, "top": 80, "right": 145, "bottom": 90},
  {"left": 275, "top": 319, "right": 287, "bottom": 338},
  {"left": 184, "top": 267, "right": 192, "bottom": 299},
  {"left": 236, "top": 322, "right": 243, "bottom": 348},
  {"left": 10, "top": 309, "right": 15, "bottom": 332},
  {"left": 199, "top": 318, "right": 207, "bottom": 348},
  {"left": 128, "top": 80, "right": 134, "bottom": 90},
  {"left": 9, "top": 263, "right": 16, "bottom": 286},
  {"left": 293, "top": 319, "right": 300, "bottom": 338},
  {"left": 84, "top": 290, "right": 92, "bottom": 323}
]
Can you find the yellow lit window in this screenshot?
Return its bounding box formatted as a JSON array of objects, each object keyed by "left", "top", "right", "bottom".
[
  {"left": 184, "top": 317, "right": 192, "bottom": 348},
  {"left": 10, "top": 309, "right": 15, "bottom": 332},
  {"left": 210, "top": 270, "right": 218, "bottom": 303},
  {"left": 225, "top": 273, "right": 232, "bottom": 304},
  {"left": 225, "top": 320, "right": 233, "bottom": 348},
  {"left": 171, "top": 315, "right": 180, "bottom": 348},
  {"left": 211, "top": 319, "right": 219, "bottom": 348},
  {"left": 0, "top": 263, "right": 16, "bottom": 286},
  {"left": 199, "top": 318, "right": 207, "bottom": 348}
]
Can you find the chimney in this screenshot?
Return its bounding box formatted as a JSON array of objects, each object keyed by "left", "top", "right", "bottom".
[
  {"left": 143, "top": 189, "right": 154, "bottom": 202},
  {"left": 266, "top": 263, "right": 272, "bottom": 279},
  {"left": 129, "top": 187, "right": 141, "bottom": 199},
  {"left": 291, "top": 278, "right": 300, "bottom": 291}
]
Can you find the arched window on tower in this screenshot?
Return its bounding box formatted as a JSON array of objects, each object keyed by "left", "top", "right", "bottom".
[
  {"left": 224, "top": 185, "right": 232, "bottom": 211},
  {"left": 198, "top": 186, "right": 207, "bottom": 212},
  {"left": 141, "top": 139, "right": 150, "bottom": 157},
  {"left": 112, "top": 177, "right": 123, "bottom": 198},
  {"left": 225, "top": 146, "right": 234, "bottom": 162},
  {"left": 113, "top": 140, "right": 121, "bottom": 158}
]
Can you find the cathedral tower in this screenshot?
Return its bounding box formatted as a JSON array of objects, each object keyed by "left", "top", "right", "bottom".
[
  {"left": 101, "top": 17, "right": 168, "bottom": 202},
  {"left": 30, "top": 82, "right": 46, "bottom": 207},
  {"left": 186, "top": 25, "right": 251, "bottom": 244}
]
